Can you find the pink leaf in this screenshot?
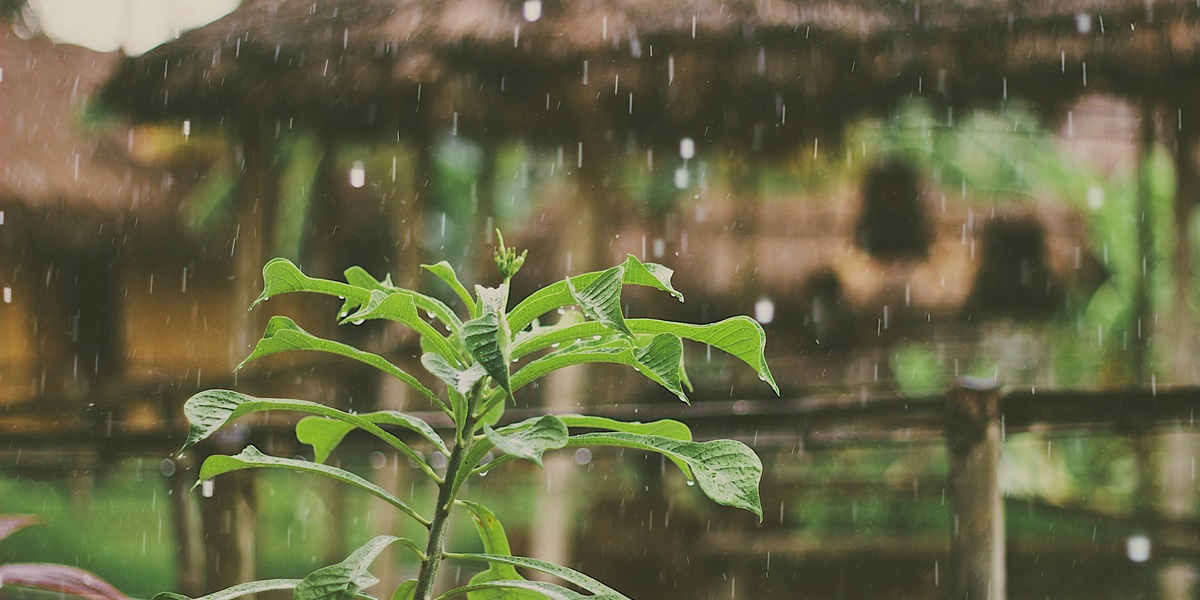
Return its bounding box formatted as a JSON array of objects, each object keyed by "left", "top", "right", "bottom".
[
  {"left": 0, "top": 563, "right": 130, "bottom": 600},
  {"left": 0, "top": 515, "right": 42, "bottom": 543}
]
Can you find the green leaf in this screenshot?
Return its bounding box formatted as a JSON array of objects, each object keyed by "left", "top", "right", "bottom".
[
  {"left": 391, "top": 581, "right": 418, "bottom": 600},
  {"left": 556, "top": 415, "right": 691, "bottom": 439},
  {"left": 422, "top": 353, "right": 488, "bottom": 396},
  {"left": 507, "top": 256, "right": 682, "bottom": 333},
  {"left": 342, "top": 290, "right": 461, "bottom": 363},
  {"left": 510, "top": 334, "right": 687, "bottom": 403},
  {"left": 422, "top": 352, "right": 486, "bottom": 425},
  {"left": 462, "top": 285, "right": 513, "bottom": 400},
  {"left": 471, "top": 415, "right": 693, "bottom": 476},
  {"left": 179, "top": 390, "right": 436, "bottom": 481},
  {"left": 150, "top": 579, "right": 300, "bottom": 600},
  {"left": 423, "top": 261, "right": 477, "bottom": 316},
  {"left": 297, "top": 410, "right": 449, "bottom": 462},
  {"left": 445, "top": 554, "right": 629, "bottom": 599},
  {"left": 255, "top": 258, "right": 368, "bottom": 309},
  {"left": 456, "top": 501, "right": 542, "bottom": 600},
  {"left": 511, "top": 317, "right": 777, "bottom": 395},
  {"left": 436, "top": 581, "right": 588, "bottom": 600},
  {"left": 345, "top": 266, "right": 462, "bottom": 332},
  {"left": 295, "top": 535, "right": 412, "bottom": 600},
  {"left": 566, "top": 433, "right": 763, "bottom": 520},
  {"left": 483, "top": 415, "right": 568, "bottom": 469},
  {"left": 198, "top": 446, "right": 430, "bottom": 527},
  {"left": 567, "top": 266, "right": 631, "bottom": 337},
  {"left": 631, "top": 316, "right": 778, "bottom": 394},
  {"left": 619, "top": 255, "right": 683, "bottom": 302},
  {"left": 238, "top": 316, "right": 443, "bottom": 410}
]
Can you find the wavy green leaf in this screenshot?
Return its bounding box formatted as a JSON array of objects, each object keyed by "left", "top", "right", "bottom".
[
  {"left": 345, "top": 265, "right": 462, "bottom": 331},
  {"left": 436, "top": 581, "right": 588, "bottom": 600},
  {"left": 254, "top": 258, "right": 368, "bottom": 309},
  {"left": 295, "top": 535, "right": 416, "bottom": 600},
  {"left": 511, "top": 317, "right": 777, "bottom": 394},
  {"left": 342, "top": 290, "right": 461, "bottom": 363},
  {"left": 456, "top": 501, "right": 542, "bottom": 600},
  {"left": 483, "top": 415, "right": 568, "bottom": 469},
  {"left": 507, "top": 256, "right": 683, "bottom": 333},
  {"left": 297, "top": 410, "right": 449, "bottom": 462},
  {"left": 462, "top": 286, "right": 512, "bottom": 400},
  {"left": 199, "top": 447, "right": 430, "bottom": 527},
  {"left": 510, "top": 334, "right": 686, "bottom": 402},
  {"left": 423, "top": 261, "right": 477, "bottom": 316},
  {"left": 620, "top": 255, "right": 683, "bottom": 302},
  {"left": 444, "top": 554, "right": 629, "bottom": 599},
  {"left": 179, "top": 390, "right": 436, "bottom": 481},
  {"left": 238, "top": 316, "right": 443, "bottom": 410},
  {"left": 567, "top": 266, "right": 631, "bottom": 337},
  {"left": 566, "top": 433, "right": 763, "bottom": 520},
  {"left": 630, "top": 316, "right": 778, "bottom": 394},
  {"left": 151, "top": 579, "right": 300, "bottom": 600}
]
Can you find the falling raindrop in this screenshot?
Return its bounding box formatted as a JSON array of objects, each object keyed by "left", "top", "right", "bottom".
[
  {"left": 674, "top": 166, "right": 689, "bottom": 189},
  {"left": 201, "top": 479, "right": 214, "bottom": 498},
  {"left": 1127, "top": 535, "right": 1151, "bottom": 562},
  {"left": 1076, "top": 13, "right": 1092, "bottom": 34},
  {"left": 349, "top": 161, "right": 366, "bottom": 188},
  {"left": 523, "top": 0, "right": 542, "bottom": 22},
  {"left": 182, "top": 120, "right": 191, "bottom": 139},
  {"left": 680, "top": 137, "right": 695, "bottom": 159},
  {"left": 2, "top": 287, "right": 10, "bottom": 304},
  {"left": 754, "top": 297, "right": 775, "bottom": 324}
]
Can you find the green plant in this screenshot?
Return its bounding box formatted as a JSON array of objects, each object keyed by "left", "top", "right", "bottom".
[
  {"left": 0, "top": 514, "right": 130, "bottom": 599},
  {"left": 168, "top": 233, "right": 777, "bottom": 600}
]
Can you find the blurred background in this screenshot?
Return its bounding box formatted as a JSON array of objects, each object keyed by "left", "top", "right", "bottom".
[{"left": 5, "top": 0, "right": 1200, "bottom": 598}]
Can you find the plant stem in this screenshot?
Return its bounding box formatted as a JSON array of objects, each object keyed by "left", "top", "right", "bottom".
[{"left": 414, "top": 409, "right": 478, "bottom": 599}]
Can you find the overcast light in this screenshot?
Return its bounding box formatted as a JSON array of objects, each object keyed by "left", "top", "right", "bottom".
[{"left": 32, "top": 0, "right": 238, "bottom": 55}]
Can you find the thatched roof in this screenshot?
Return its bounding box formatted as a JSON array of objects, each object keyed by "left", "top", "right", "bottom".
[
  {"left": 1, "top": 29, "right": 178, "bottom": 246},
  {"left": 102, "top": 0, "right": 1200, "bottom": 152}
]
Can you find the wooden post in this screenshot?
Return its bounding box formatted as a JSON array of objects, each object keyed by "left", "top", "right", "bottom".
[
  {"left": 945, "top": 378, "right": 1004, "bottom": 600},
  {"left": 170, "top": 460, "right": 206, "bottom": 597},
  {"left": 200, "top": 126, "right": 272, "bottom": 596}
]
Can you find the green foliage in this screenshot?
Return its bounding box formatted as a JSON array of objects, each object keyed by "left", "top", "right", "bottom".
[
  {"left": 175, "top": 238, "right": 775, "bottom": 600},
  {"left": 0, "top": 472, "right": 174, "bottom": 598},
  {"left": 0, "top": 515, "right": 132, "bottom": 599}
]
